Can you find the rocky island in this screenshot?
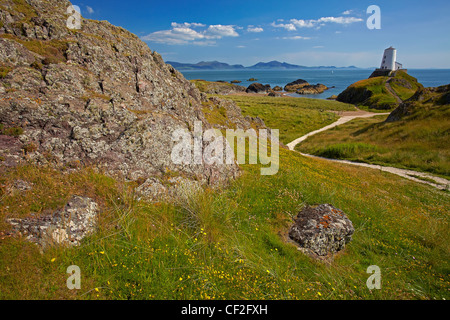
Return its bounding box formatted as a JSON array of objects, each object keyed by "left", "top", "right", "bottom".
[{"left": 284, "top": 79, "right": 329, "bottom": 95}]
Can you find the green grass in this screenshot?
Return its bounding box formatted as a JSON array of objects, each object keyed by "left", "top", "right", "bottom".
[
  {"left": 349, "top": 77, "right": 398, "bottom": 110},
  {"left": 215, "top": 95, "right": 356, "bottom": 144},
  {"left": 191, "top": 80, "right": 235, "bottom": 94},
  {"left": 339, "top": 71, "right": 421, "bottom": 111},
  {"left": 0, "top": 124, "right": 24, "bottom": 137},
  {"left": 0, "top": 65, "right": 12, "bottom": 79},
  {"left": 297, "top": 113, "right": 450, "bottom": 178},
  {"left": 0, "top": 148, "right": 448, "bottom": 300},
  {"left": 0, "top": 92, "right": 448, "bottom": 301},
  {"left": 389, "top": 71, "right": 423, "bottom": 101},
  {"left": 0, "top": 34, "right": 69, "bottom": 65}
]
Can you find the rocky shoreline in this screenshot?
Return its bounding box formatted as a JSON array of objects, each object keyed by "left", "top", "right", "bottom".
[{"left": 192, "top": 78, "right": 331, "bottom": 97}]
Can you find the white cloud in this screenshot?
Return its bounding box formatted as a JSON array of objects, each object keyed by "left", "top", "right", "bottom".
[
  {"left": 342, "top": 10, "right": 353, "bottom": 15},
  {"left": 142, "top": 27, "right": 207, "bottom": 45},
  {"left": 290, "top": 19, "right": 316, "bottom": 28},
  {"left": 271, "top": 22, "right": 297, "bottom": 31},
  {"left": 282, "top": 36, "right": 311, "bottom": 40},
  {"left": 207, "top": 25, "right": 239, "bottom": 38},
  {"left": 317, "top": 16, "right": 363, "bottom": 24},
  {"left": 142, "top": 23, "right": 239, "bottom": 45},
  {"left": 272, "top": 15, "right": 363, "bottom": 31},
  {"left": 247, "top": 26, "right": 264, "bottom": 33},
  {"left": 171, "top": 22, "right": 206, "bottom": 28},
  {"left": 86, "top": 6, "right": 94, "bottom": 14}
]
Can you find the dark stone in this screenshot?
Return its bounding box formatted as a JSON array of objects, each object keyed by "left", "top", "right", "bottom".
[{"left": 246, "top": 83, "right": 271, "bottom": 93}]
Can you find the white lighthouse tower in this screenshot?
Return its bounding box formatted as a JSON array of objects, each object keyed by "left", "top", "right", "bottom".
[
  {"left": 380, "top": 47, "right": 397, "bottom": 70},
  {"left": 370, "top": 46, "right": 405, "bottom": 78},
  {"left": 380, "top": 46, "right": 403, "bottom": 71}
]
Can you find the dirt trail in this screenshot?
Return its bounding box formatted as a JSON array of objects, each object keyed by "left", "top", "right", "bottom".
[
  {"left": 385, "top": 80, "right": 403, "bottom": 104},
  {"left": 286, "top": 111, "right": 389, "bottom": 151},
  {"left": 287, "top": 111, "right": 450, "bottom": 191}
]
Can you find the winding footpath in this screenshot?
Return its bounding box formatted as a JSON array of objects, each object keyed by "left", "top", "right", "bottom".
[
  {"left": 287, "top": 111, "right": 450, "bottom": 191},
  {"left": 385, "top": 80, "right": 403, "bottom": 104}
]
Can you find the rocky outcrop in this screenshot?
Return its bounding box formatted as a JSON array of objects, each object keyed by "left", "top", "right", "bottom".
[
  {"left": 272, "top": 86, "right": 283, "bottom": 92},
  {"left": 191, "top": 79, "right": 246, "bottom": 95},
  {"left": 246, "top": 83, "right": 271, "bottom": 94},
  {"left": 289, "top": 204, "right": 354, "bottom": 257},
  {"left": 268, "top": 91, "right": 281, "bottom": 97},
  {"left": 337, "top": 86, "right": 373, "bottom": 105},
  {"left": 386, "top": 84, "right": 450, "bottom": 122},
  {"left": 284, "top": 79, "right": 328, "bottom": 95},
  {"left": 296, "top": 84, "right": 328, "bottom": 95},
  {"left": 338, "top": 70, "right": 422, "bottom": 110},
  {"left": 284, "top": 79, "right": 309, "bottom": 92},
  {"left": 0, "top": 0, "right": 260, "bottom": 196},
  {"left": 7, "top": 196, "right": 98, "bottom": 249}
]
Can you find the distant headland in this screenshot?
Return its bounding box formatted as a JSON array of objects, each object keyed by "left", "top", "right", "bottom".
[{"left": 167, "top": 60, "right": 360, "bottom": 71}]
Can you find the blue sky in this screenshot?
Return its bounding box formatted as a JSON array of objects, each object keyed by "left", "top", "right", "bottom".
[{"left": 77, "top": 0, "right": 450, "bottom": 68}]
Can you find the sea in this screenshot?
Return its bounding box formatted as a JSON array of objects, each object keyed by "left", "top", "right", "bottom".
[{"left": 180, "top": 69, "right": 450, "bottom": 100}]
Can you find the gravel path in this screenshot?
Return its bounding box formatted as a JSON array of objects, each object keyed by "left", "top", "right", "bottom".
[{"left": 287, "top": 111, "right": 450, "bottom": 191}]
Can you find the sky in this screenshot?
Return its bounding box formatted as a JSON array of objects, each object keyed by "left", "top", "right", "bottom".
[{"left": 76, "top": 0, "right": 450, "bottom": 68}]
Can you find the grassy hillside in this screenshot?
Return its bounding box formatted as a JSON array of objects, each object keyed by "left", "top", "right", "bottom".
[
  {"left": 0, "top": 149, "right": 448, "bottom": 300},
  {"left": 298, "top": 87, "right": 450, "bottom": 178},
  {"left": 216, "top": 95, "right": 356, "bottom": 144},
  {"left": 389, "top": 71, "right": 423, "bottom": 101},
  {"left": 337, "top": 71, "right": 422, "bottom": 111},
  {"left": 1, "top": 93, "right": 448, "bottom": 301}
]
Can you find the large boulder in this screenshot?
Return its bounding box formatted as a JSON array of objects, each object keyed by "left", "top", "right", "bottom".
[
  {"left": 289, "top": 204, "right": 354, "bottom": 257},
  {"left": 0, "top": 0, "right": 261, "bottom": 195},
  {"left": 246, "top": 83, "right": 271, "bottom": 94}
]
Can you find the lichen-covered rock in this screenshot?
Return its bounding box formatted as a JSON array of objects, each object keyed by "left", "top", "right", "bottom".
[
  {"left": 7, "top": 196, "right": 99, "bottom": 249},
  {"left": 0, "top": 0, "right": 261, "bottom": 194},
  {"left": 289, "top": 204, "right": 354, "bottom": 257}
]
